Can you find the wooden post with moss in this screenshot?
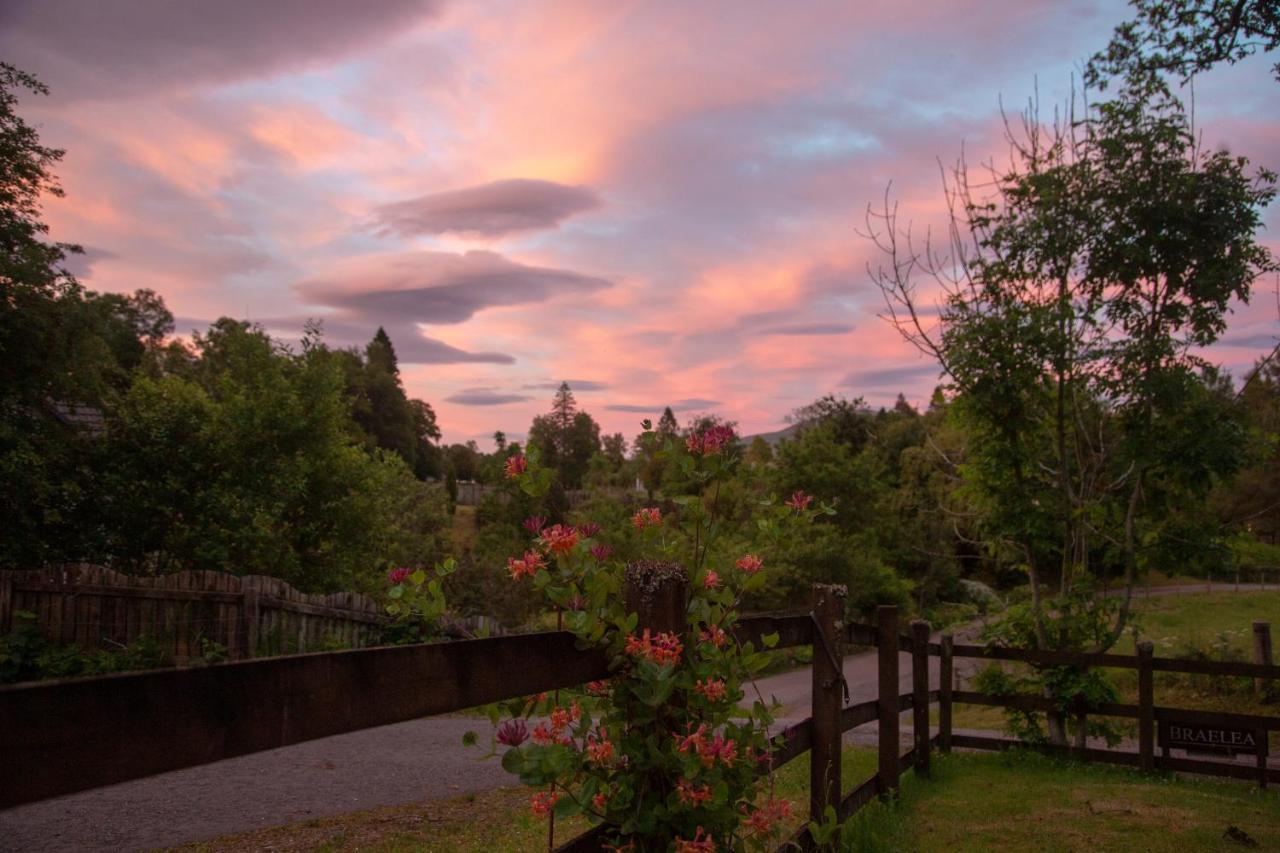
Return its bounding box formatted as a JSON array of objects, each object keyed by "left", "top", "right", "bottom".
[
  {"left": 911, "top": 619, "right": 930, "bottom": 777},
  {"left": 877, "top": 604, "right": 900, "bottom": 798},
  {"left": 810, "top": 583, "right": 846, "bottom": 825},
  {"left": 623, "top": 560, "right": 688, "bottom": 636}
]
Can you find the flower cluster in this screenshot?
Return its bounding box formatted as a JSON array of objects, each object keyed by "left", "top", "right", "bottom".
[
  {"left": 631, "top": 506, "right": 663, "bottom": 530},
  {"left": 676, "top": 779, "right": 714, "bottom": 807},
  {"left": 700, "top": 625, "right": 728, "bottom": 648},
  {"left": 742, "top": 799, "right": 793, "bottom": 837},
  {"left": 507, "top": 550, "right": 547, "bottom": 580},
  {"left": 504, "top": 454, "right": 528, "bottom": 478},
  {"left": 624, "top": 629, "right": 684, "bottom": 666},
  {"left": 530, "top": 790, "right": 559, "bottom": 816},
  {"left": 685, "top": 424, "right": 735, "bottom": 456},
  {"left": 674, "top": 826, "right": 715, "bottom": 852},
  {"left": 694, "top": 677, "right": 727, "bottom": 702},
  {"left": 675, "top": 724, "right": 737, "bottom": 768},
  {"left": 784, "top": 490, "right": 813, "bottom": 511},
  {"left": 735, "top": 554, "right": 764, "bottom": 574},
  {"left": 387, "top": 566, "right": 411, "bottom": 585},
  {"left": 495, "top": 718, "right": 529, "bottom": 747},
  {"left": 539, "top": 523, "right": 580, "bottom": 555},
  {"left": 586, "top": 730, "right": 616, "bottom": 765}
]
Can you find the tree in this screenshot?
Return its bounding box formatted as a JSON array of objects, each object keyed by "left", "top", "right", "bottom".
[
  {"left": 636, "top": 406, "right": 680, "bottom": 499},
  {"left": 866, "top": 74, "right": 1273, "bottom": 740},
  {"left": 1090, "top": 0, "right": 1280, "bottom": 85},
  {"left": 527, "top": 382, "right": 601, "bottom": 488}
]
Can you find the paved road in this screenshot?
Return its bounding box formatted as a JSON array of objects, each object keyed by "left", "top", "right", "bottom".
[{"left": 1, "top": 584, "right": 1271, "bottom": 852}]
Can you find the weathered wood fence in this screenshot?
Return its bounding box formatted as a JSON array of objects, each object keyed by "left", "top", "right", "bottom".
[
  {"left": 2, "top": 570, "right": 1277, "bottom": 849},
  {"left": 0, "top": 565, "right": 386, "bottom": 661}
]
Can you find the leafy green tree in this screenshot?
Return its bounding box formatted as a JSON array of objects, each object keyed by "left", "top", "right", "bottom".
[
  {"left": 868, "top": 73, "right": 1273, "bottom": 741},
  {"left": 527, "top": 382, "right": 601, "bottom": 488}
]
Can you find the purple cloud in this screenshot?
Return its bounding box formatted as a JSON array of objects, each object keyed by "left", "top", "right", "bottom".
[
  {"left": 374, "top": 179, "right": 600, "bottom": 238},
  {"left": 294, "top": 250, "right": 612, "bottom": 326},
  {"left": 605, "top": 398, "right": 722, "bottom": 414},
  {"left": 841, "top": 364, "right": 940, "bottom": 389},
  {"left": 0, "top": 0, "right": 441, "bottom": 98},
  {"left": 445, "top": 389, "right": 535, "bottom": 406}
]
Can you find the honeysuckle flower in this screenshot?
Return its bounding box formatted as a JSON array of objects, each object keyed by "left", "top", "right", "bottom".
[
  {"left": 676, "top": 779, "right": 714, "bottom": 807},
  {"left": 387, "top": 567, "right": 411, "bottom": 585},
  {"left": 735, "top": 554, "right": 764, "bottom": 574},
  {"left": 699, "top": 733, "right": 737, "bottom": 767},
  {"left": 631, "top": 507, "right": 662, "bottom": 529},
  {"left": 586, "top": 732, "right": 615, "bottom": 764},
  {"left": 624, "top": 629, "right": 683, "bottom": 666},
  {"left": 784, "top": 490, "right": 813, "bottom": 510},
  {"left": 674, "top": 827, "right": 715, "bottom": 852},
  {"left": 539, "top": 523, "right": 580, "bottom": 554},
  {"left": 495, "top": 718, "right": 529, "bottom": 747},
  {"left": 702, "top": 570, "right": 719, "bottom": 589},
  {"left": 685, "top": 425, "right": 735, "bottom": 456},
  {"left": 530, "top": 790, "right": 559, "bottom": 816},
  {"left": 700, "top": 625, "right": 727, "bottom": 648},
  {"left": 590, "top": 543, "right": 614, "bottom": 562},
  {"left": 585, "top": 680, "right": 610, "bottom": 696},
  {"left": 694, "top": 677, "right": 727, "bottom": 702},
  {"left": 742, "top": 799, "right": 793, "bottom": 836},
  {"left": 576, "top": 521, "right": 602, "bottom": 538},
  {"left": 592, "top": 791, "right": 609, "bottom": 812},
  {"left": 522, "top": 515, "right": 547, "bottom": 534},
  {"left": 504, "top": 454, "right": 528, "bottom": 478},
  {"left": 507, "top": 550, "right": 547, "bottom": 580}
]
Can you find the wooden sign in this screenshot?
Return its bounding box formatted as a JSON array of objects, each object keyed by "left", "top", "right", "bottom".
[{"left": 1158, "top": 718, "right": 1268, "bottom": 756}]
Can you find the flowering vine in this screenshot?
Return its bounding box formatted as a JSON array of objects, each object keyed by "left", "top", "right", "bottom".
[{"left": 465, "top": 425, "right": 832, "bottom": 850}]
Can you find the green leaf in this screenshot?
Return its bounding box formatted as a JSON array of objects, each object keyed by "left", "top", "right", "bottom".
[
  {"left": 761, "top": 631, "right": 780, "bottom": 649},
  {"left": 410, "top": 568, "right": 427, "bottom": 586},
  {"left": 462, "top": 730, "right": 478, "bottom": 747}
]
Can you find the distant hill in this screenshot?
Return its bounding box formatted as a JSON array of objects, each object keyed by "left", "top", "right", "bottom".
[{"left": 739, "top": 423, "right": 801, "bottom": 447}]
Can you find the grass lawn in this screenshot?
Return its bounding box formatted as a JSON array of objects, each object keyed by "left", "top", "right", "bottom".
[
  {"left": 173, "top": 748, "right": 1280, "bottom": 852},
  {"left": 943, "top": 590, "right": 1280, "bottom": 734}
]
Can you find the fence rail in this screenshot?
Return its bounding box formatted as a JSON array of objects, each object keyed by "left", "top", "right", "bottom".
[{"left": 0, "top": 565, "right": 386, "bottom": 662}]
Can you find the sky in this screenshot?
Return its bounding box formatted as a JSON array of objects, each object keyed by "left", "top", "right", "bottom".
[{"left": 3, "top": 0, "right": 1278, "bottom": 448}]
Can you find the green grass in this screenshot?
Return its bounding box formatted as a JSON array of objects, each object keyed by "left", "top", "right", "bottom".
[{"left": 173, "top": 748, "right": 1280, "bottom": 852}]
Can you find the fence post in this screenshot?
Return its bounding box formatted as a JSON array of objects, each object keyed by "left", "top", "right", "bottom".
[
  {"left": 810, "top": 583, "right": 846, "bottom": 825},
  {"left": 1138, "top": 640, "right": 1154, "bottom": 772},
  {"left": 911, "top": 620, "right": 930, "bottom": 778},
  {"left": 622, "top": 560, "right": 688, "bottom": 636},
  {"left": 877, "top": 605, "right": 900, "bottom": 799},
  {"left": 0, "top": 571, "right": 12, "bottom": 634},
  {"left": 240, "top": 589, "right": 261, "bottom": 659},
  {"left": 1254, "top": 622, "right": 1274, "bottom": 699},
  {"left": 939, "top": 634, "right": 953, "bottom": 753}
]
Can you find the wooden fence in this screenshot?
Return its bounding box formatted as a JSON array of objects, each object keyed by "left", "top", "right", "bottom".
[
  {"left": 2, "top": 572, "right": 1278, "bottom": 850},
  {"left": 0, "top": 565, "right": 386, "bottom": 662}
]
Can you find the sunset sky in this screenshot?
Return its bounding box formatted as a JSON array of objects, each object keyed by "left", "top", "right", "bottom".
[{"left": 4, "top": 0, "right": 1278, "bottom": 447}]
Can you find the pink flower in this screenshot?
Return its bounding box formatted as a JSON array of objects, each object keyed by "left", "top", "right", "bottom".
[
  {"left": 522, "top": 515, "right": 547, "bottom": 534},
  {"left": 592, "top": 791, "right": 609, "bottom": 812},
  {"left": 702, "top": 571, "right": 719, "bottom": 589},
  {"left": 735, "top": 554, "right": 764, "bottom": 574},
  {"left": 676, "top": 779, "right": 714, "bottom": 807},
  {"left": 742, "top": 799, "right": 793, "bottom": 837},
  {"left": 674, "top": 827, "right": 715, "bottom": 852},
  {"left": 576, "top": 521, "right": 601, "bottom": 538},
  {"left": 530, "top": 790, "right": 559, "bottom": 816},
  {"left": 387, "top": 567, "right": 411, "bottom": 585},
  {"left": 784, "top": 490, "right": 814, "bottom": 511},
  {"left": 507, "top": 550, "right": 547, "bottom": 580},
  {"left": 504, "top": 454, "right": 528, "bottom": 478},
  {"left": 586, "top": 731, "right": 615, "bottom": 764},
  {"left": 585, "top": 680, "right": 610, "bottom": 696},
  {"left": 700, "top": 625, "right": 728, "bottom": 648},
  {"left": 495, "top": 718, "right": 529, "bottom": 747},
  {"left": 590, "top": 543, "right": 614, "bottom": 562},
  {"left": 694, "top": 677, "right": 727, "bottom": 703},
  {"left": 685, "top": 424, "right": 735, "bottom": 456},
  {"left": 539, "top": 523, "right": 580, "bottom": 555},
  {"left": 625, "top": 629, "right": 683, "bottom": 666},
  {"left": 631, "top": 507, "right": 662, "bottom": 530}
]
